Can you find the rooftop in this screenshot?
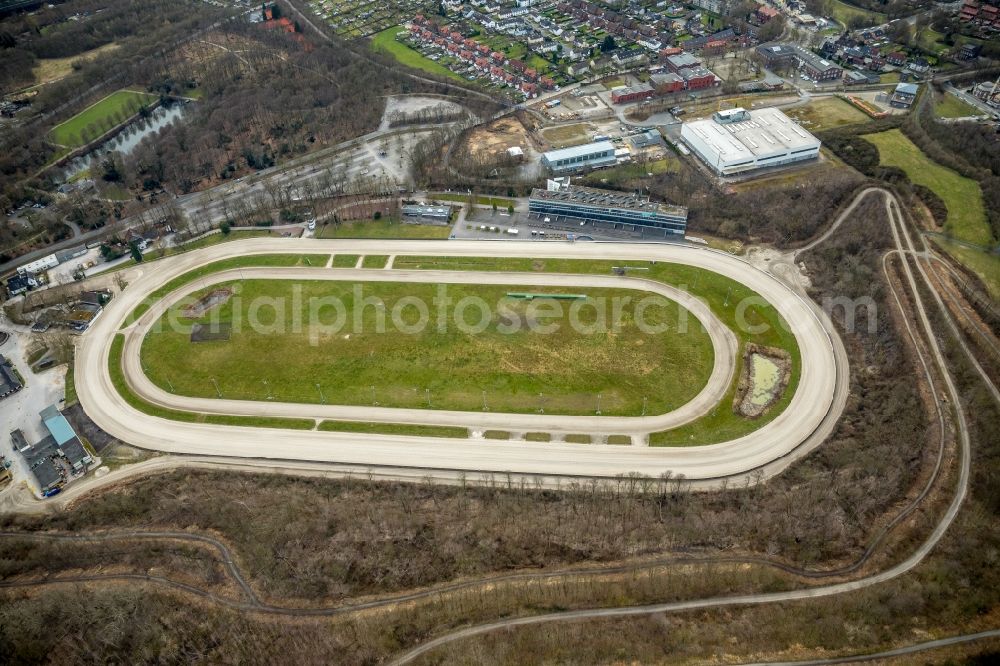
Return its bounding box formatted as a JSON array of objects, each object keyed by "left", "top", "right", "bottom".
[
  {"left": 0, "top": 355, "right": 21, "bottom": 397},
  {"left": 683, "top": 106, "right": 820, "bottom": 161},
  {"left": 542, "top": 141, "right": 616, "bottom": 162},
  {"left": 666, "top": 52, "right": 700, "bottom": 68},
  {"left": 895, "top": 82, "right": 919, "bottom": 95},
  {"left": 41, "top": 404, "right": 76, "bottom": 446},
  {"left": 529, "top": 185, "right": 688, "bottom": 218}
]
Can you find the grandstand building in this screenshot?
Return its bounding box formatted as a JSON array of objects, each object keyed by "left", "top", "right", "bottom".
[
  {"left": 679, "top": 107, "right": 821, "bottom": 176},
  {"left": 528, "top": 183, "right": 688, "bottom": 237}
]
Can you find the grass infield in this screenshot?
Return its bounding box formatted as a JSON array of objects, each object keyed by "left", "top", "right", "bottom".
[
  {"left": 140, "top": 279, "right": 715, "bottom": 417},
  {"left": 390, "top": 256, "right": 801, "bottom": 446}
]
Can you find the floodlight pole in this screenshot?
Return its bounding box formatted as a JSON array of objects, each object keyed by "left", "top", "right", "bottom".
[
  {"left": 482, "top": 390, "right": 488, "bottom": 411},
  {"left": 211, "top": 377, "right": 222, "bottom": 398},
  {"left": 166, "top": 377, "right": 175, "bottom": 393},
  {"left": 371, "top": 385, "right": 378, "bottom": 406},
  {"left": 724, "top": 286, "right": 732, "bottom": 308},
  {"left": 538, "top": 393, "right": 544, "bottom": 414},
  {"left": 315, "top": 383, "right": 325, "bottom": 403},
  {"left": 642, "top": 396, "right": 647, "bottom": 417},
  {"left": 263, "top": 379, "right": 272, "bottom": 400},
  {"left": 425, "top": 388, "right": 432, "bottom": 408},
  {"left": 596, "top": 393, "right": 602, "bottom": 415}
]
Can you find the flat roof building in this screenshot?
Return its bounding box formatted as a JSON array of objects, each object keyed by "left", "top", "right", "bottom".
[
  {"left": 0, "top": 355, "right": 22, "bottom": 400},
  {"left": 529, "top": 184, "right": 688, "bottom": 237},
  {"left": 680, "top": 106, "right": 821, "bottom": 175},
  {"left": 402, "top": 204, "right": 451, "bottom": 221},
  {"left": 541, "top": 141, "right": 617, "bottom": 173}
]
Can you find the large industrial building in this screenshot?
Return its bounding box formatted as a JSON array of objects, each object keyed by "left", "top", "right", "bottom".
[
  {"left": 680, "top": 107, "right": 821, "bottom": 176},
  {"left": 541, "top": 141, "right": 617, "bottom": 173},
  {"left": 528, "top": 183, "right": 688, "bottom": 237}
]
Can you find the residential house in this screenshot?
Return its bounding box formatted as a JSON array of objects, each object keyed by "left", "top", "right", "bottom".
[{"left": 890, "top": 82, "right": 919, "bottom": 108}]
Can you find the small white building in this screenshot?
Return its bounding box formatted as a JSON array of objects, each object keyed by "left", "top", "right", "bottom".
[{"left": 19, "top": 253, "right": 59, "bottom": 275}]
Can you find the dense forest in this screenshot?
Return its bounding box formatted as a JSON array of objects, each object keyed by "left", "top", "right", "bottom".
[{"left": 123, "top": 23, "right": 476, "bottom": 193}]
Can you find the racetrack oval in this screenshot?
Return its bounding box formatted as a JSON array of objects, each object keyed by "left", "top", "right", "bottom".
[{"left": 76, "top": 238, "right": 844, "bottom": 484}]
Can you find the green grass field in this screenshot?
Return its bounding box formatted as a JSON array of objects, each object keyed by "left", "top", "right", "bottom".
[
  {"left": 361, "top": 255, "right": 389, "bottom": 268},
  {"left": 318, "top": 421, "right": 468, "bottom": 438},
  {"left": 140, "top": 280, "right": 715, "bottom": 417},
  {"left": 865, "top": 129, "right": 993, "bottom": 246},
  {"left": 934, "top": 94, "right": 980, "bottom": 119},
  {"left": 371, "top": 26, "right": 465, "bottom": 83},
  {"left": 316, "top": 219, "right": 451, "bottom": 239},
  {"left": 785, "top": 97, "right": 871, "bottom": 131},
  {"left": 123, "top": 254, "right": 328, "bottom": 326},
  {"left": 391, "top": 256, "right": 801, "bottom": 445},
  {"left": 829, "top": 0, "right": 885, "bottom": 27},
  {"left": 108, "top": 335, "right": 313, "bottom": 430},
  {"left": 49, "top": 89, "right": 157, "bottom": 147}
]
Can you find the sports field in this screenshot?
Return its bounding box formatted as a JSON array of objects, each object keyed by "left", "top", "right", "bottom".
[
  {"left": 865, "top": 129, "right": 993, "bottom": 246},
  {"left": 371, "top": 26, "right": 465, "bottom": 83},
  {"left": 140, "top": 280, "right": 715, "bottom": 416},
  {"left": 49, "top": 89, "right": 157, "bottom": 147}
]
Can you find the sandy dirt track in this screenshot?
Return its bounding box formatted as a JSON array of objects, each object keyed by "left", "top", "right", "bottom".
[{"left": 75, "top": 239, "right": 844, "bottom": 483}]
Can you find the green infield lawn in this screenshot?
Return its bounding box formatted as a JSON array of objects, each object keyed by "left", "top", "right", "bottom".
[
  {"left": 371, "top": 26, "right": 465, "bottom": 82},
  {"left": 108, "top": 335, "right": 313, "bottom": 430},
  {"left": 49, "top": 89, "right": 157, "bottom": 147},
  {"left": 865, "top": 129, "right": 993, "bottom": 246},
  {"left": 391, "top": 255, "right": 801, "bottom": 446},
  {"left": 140, "top": 280, "right": 715, "bottom": 416}
]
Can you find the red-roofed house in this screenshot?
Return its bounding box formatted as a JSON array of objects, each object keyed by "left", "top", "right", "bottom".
[
  {"left": 756, "top": 5, "right": 780, "bottom": 22},
  {"left": 659, "top": 47, "right": 683, "bottom": 61}
]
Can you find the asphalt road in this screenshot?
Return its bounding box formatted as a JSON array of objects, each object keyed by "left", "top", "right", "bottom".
[{"left": 75, "top": 238, "right": 842, "bottom": 483}]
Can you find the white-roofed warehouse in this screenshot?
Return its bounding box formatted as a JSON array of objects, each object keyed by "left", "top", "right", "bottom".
[{"left": 679, "top": 107, "right": 820, "bottom": 176}]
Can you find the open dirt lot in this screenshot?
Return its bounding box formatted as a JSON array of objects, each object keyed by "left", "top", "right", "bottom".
[
  {"left": 538, "top": 122, "right": 595, "bottom": 149},
  {"left": 460, "top": 114, "right": 540, "bottom": 161}
]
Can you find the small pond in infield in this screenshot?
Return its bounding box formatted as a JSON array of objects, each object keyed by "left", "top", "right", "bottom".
[{"left": 749, "top": 353, "right": 781, "bottom": 406}]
